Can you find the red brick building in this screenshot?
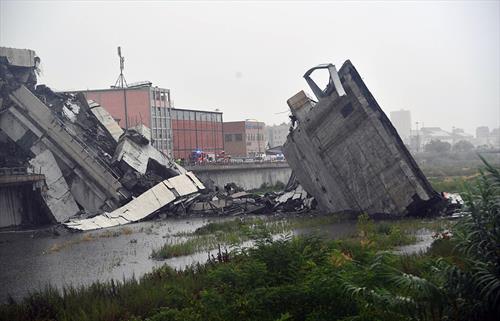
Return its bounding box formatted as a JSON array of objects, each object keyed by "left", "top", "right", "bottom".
[
  {"left": 171, "top": 108, "right": 223, "bottom": 160},
  {"left": 74, "top": 82, "right": 173, "bottom": 156},
  {"left": 223, "top": 120, "right": 266, "bottom": 158}
]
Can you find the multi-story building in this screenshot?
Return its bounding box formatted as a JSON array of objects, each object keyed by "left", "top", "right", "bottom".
[
  {"left": 223, "top": 120, "right": 266, "bottom": 158},
  {"left": 170, "top": 108, "right": 223, "bottom": 160},
  {"left": 74, "top": 82, "right": 173, "bottom": 156},
  {"left": 491, "top": 128, "right": 500, "bottom": 148},
  {"left": 476, "top": 126, "right": 490, "bottom": 146},
  {"left": 266, "top": 122, "right": 289, "bottom": 148},
  {"left": 390, "top": 109, "right": 412, "bottom": 144},
  {"left": 475, "top": 126, "right": 500, "bottom": 148}
]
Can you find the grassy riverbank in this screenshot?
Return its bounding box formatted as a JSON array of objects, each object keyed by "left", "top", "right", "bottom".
[{"left": 1, "top": 215, "right": 456, "bottom": 321}]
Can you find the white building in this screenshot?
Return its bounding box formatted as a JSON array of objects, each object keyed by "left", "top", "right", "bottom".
[
  {"left": 390, "top": 109, "right": 412, "bottom": 144},
  {"left": 266, "top": 122, "right": 289, "bottom": 148}
]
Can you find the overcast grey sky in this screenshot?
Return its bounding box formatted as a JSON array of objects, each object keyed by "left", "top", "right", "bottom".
[{"left": 1, "top": 0, "right": 499, "bottom": 133}]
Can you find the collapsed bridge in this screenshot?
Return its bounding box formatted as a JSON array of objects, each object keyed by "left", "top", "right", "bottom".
[
  {"left": 0, "top": 47, "right": 205, "bottom": 229},
  {"left": 0, "top": 47, "right": 448, "bottom": 230}
]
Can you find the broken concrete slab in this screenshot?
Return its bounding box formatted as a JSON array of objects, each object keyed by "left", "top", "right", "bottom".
[
  {"left": 29, "top": 149, "right": 80, "bottom": 222},
  {"left": 7, "top": 85, "right": 126, "bottom": 207},
  {"left": 129, "top": 124, "right": 151, "bottom": 145},
  {"left": 287, "top": 91, "right": 315, "bottom": 123},
  {"left": 0, "top": 47, "right": 37, "bottom": 68},
  {"left": 113, "top": 135, "right": 186, "bottom": 176},
  {"left": 284, "top": 61, "right": 442, "bottom": 217},
  {"left": 88, "top": 100, "right": 124, "bottom": 142},
  {"left": 64, "top": 172, "right": 205, "bottom": 231}
]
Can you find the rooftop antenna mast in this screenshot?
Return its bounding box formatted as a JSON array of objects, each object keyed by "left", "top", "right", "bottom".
[{"left": 114, "top": 46, "right": 129, "bottom": 130}]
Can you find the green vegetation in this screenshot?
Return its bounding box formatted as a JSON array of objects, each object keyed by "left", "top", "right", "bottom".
[
  {"left": 151, "top": 218, "right": 292, "bottom": 259},
  {"left": 249, "top": 180, "right": 286, "bottom": 194},
  {"left": 152, "top": 215, "right": 445, "bottom": 260},
  {"left": 428, "top": 175, "right": 476, "bottom": 193},
  {"left": 2, "top": 159, "right": 498, "bottom": 321}
]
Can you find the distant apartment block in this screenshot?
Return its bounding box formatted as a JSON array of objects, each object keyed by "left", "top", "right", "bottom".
[
  {"left": 491, "top": 128, "right": 500, "bottom": 148},
  {"left": 266, "top": 122, "right": 289, "bottom": 148},
  {"left": 170, "top": 108, "right": 223, "bottom": 160},
  {"left": 476, "top": 126, "right": 500, "bottom": 148},
  {"left": 390, "top": 109, "right": 411, "bottom": 144},
  {"left": 74, "top": 82, "right": 173, "bottom": 156},
  {"left": 475, "top": 126, "right": 490, "bottom": 146},
  {"left": 223, "top": 120, "right": 266, "bottom": 157}
]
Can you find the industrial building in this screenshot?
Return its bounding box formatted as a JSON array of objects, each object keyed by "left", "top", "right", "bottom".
[
  {"left": 74, "top": 82, "right": 174, "bottom": 157},
  {"left": 170, "top": 108, "right": 224, "bottom": 160},
  {"left": 223, "top": 120, "right": 266, "bottom": 158}
]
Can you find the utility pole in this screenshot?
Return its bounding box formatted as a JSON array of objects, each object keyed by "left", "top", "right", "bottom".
[{"left": 114, "top": 46, "right": 129, "bottom": 130}]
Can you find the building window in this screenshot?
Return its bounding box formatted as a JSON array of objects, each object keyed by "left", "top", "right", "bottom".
[
  {"left": 224, "top": 134, "right": 233, "bottom": 142},
  {"left": 235, "top": 134, "right": 243, "bottom": 141}
]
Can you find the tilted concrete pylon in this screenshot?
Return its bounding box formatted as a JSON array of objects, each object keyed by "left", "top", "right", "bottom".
[{"left": 284, "top": 61, "right": 443, "bottom": 217}]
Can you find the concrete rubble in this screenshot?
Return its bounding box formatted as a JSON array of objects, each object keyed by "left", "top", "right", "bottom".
[
  {"left": 284, "top": 62, "right": 444, "bottom": 217},
  {"left": 0, "top": 46, "right": 316, "bottom": 230},
  {"left": 185, "top": 177, "right": 317, "bottom": 216},
  {"left": 65, "top": 172, "right": 205, "bottom": 231},
  {"left": 0, "top": 46, "right": 205, "bottom": 230}
]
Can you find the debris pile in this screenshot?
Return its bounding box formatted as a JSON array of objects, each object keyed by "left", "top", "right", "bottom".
[
  {"left": 284, "top": 62, "right": 445, "bottom": 217},
  {"left": 186, "top": 174, "right": 317, "bottom": 216},
  {"left": 271, "top": 173, "right": 316, "bottom": 213},
  {"left": 0, "top": 47, "right": 204, "bottom": 230},
  {"left": 188, "top": 190, "right": 266, "bottom": 216}
]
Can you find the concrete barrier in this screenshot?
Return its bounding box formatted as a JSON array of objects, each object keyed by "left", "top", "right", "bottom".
[{"left": 186, "top": 162, "right": 291, "bottom": 190}]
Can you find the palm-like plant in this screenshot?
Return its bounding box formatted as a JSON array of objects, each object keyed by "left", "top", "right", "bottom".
[
  {"left": 341, "top": 157, "right": 499, "bottom": 321},
  {"left": 453, "top": 156, "right": 500, "bottom": 319}
]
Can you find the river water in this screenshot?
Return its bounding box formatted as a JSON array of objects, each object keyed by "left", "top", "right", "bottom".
[
  {"left": 0, "top": 217, "right": 226, "bottom": 302},
  {"left": 0, "top": 216, "right": 433, "bottom": 302}
]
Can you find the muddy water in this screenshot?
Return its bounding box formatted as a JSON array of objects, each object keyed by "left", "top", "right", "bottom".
[
  {"left": 0, "top": 217, "right": 227, "bottom": 302},
  {"left": 0, "top": 217, "right": 359, "bottom": 302}
]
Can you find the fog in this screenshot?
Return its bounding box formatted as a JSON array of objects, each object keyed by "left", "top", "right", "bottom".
[{"left": 1, "top": 1, "right": 498, "bottom": 133}]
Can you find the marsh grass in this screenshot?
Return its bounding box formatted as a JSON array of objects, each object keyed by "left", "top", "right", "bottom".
[
  {"left": 152, "top": 215, "right": 449, "bottom": 260},
  {"left": 152, "top": 218, "right": 293, "bottom": 259},
  {"left": 428, "top": 175, "right": 479, "bottom": 193}
]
